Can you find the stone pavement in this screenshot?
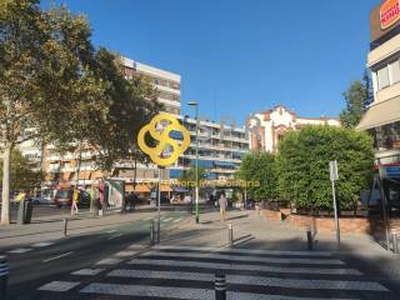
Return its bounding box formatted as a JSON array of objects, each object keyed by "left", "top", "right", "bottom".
[{"left": 17, "top": 209, "right": 400, "bottom": 299}]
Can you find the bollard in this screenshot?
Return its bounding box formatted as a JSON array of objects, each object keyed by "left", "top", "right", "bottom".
[
  {"left": 156, "top": 219, "right": 161, "bottom": 244},
  {"left": 63, "top": 218, "right": 68, "bottom": 236},
  {"left": 150, "top": 220, "right": 155, "bottom": 245},
  {"left": 306, "top": 225, "right": 313, "bottom": 251},
  {"left": 214, "top": 274, "right": 226, "bottom": 300},
  {"left": 392, "top": 232, "right": 399, "bottom": 254},
  {"left": 228, "top": 224, "right": 233, "bottom": 248},
  {"left": 0, "top": 256, "right": 9, "bottom": 300}
]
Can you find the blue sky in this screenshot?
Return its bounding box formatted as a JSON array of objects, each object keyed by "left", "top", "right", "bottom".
[{"left": 42, "top": 0, "right": 379, "bottom": 125}]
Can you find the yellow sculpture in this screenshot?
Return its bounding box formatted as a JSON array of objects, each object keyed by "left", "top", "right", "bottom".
[{"left": 137, "top": 113, "right": 191, "bottom": 167}]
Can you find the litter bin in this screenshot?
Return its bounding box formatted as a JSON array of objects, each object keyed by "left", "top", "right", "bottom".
[
  {"left": 0, "top": 256, "right": 9, "bottom": 300},
  {"left": 17, "top": 200, "right": 33, "bottom": 225},
  {"left": 17, "top": 200, "right": 26, "bottom": 225},
  {"left": 24, "top": 200, "right": 33, "bottom": 224}
]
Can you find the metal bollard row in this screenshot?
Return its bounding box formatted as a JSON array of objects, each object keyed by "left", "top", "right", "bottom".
[
  {"left": 214, "top": 274, "right": 226, "bottom": 300},
  {"left": 63, "top": 218, "right": 69, "bottom": 236},
  {"left": 228, "top": 224, "right": 233, "bottom": 248},
  {"left": 306, "top": 225, "right": 313, "bottom": 251},
  {"left": 392, "top": 231, "right": 399, "bottom": 254},
  {"left": 0, "top": 256, "right": 9, "bottom": 300},
  {"left": 150, "top": 219, "right": 161, "bottom": 245}
]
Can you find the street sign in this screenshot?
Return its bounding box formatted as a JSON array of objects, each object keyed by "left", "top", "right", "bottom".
[
  {"left": 329, "top": 160, "right": 340, "bottom": 248},
  {"left": 385, "top": 166, "right": 400, "bottom": 178},
  {"left": 329, "top": 160, "right": 339, "bottom": 181}
]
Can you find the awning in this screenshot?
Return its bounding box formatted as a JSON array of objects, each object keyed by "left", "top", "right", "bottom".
[
  {"left": 91, "top": 170, "right": 104, "bottom": 179},
  {"left": 78, "top": 171, "right": 91, "bottom": 180},
  {"left": 134, "top": 184, "right": 151, "bottom": 193},
  {"left": 357, "top": 96, "right": 400, "bottom": 130},
  {"left": 62, "top": 172, "right": 72, "bottom": 181},
  {"left": 160, "top": 184, "right": 172, "bottom": 192},
  {"left": 213, "top": 161, "right": 236, "bottom": 168}
]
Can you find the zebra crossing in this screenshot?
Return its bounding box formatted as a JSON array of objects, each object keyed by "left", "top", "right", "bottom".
[{"left": 35, "top": 244, "right": 396, "bottom": 300}]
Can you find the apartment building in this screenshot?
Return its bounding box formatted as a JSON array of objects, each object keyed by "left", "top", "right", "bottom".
[
  {"left": 248, "top": 105, "right": 340, "bottom": 153},
  {"left": 171, "top": 116, "right": 249, "bottom": 181},
  {"left": 39, "top": 56, "right": 249, "bottom": 193},
  {"left": 357, "top": 0, "right": 400, "bottom": 178}
]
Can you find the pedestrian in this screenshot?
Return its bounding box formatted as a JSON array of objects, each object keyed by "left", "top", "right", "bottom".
[
  {"left": 98, "top": 180, "right": 105, "bottom": 216},
  {"left": 219, "top": 190, "right": 228, "bottom": 222},
  {"left": 71, "top": 186, "right": 79, "bottom": 215},
  {"left": 128, "top": 191, "right": 137, "bottom": 211}
]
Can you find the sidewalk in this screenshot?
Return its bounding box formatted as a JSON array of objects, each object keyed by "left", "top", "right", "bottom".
[{"left": 162, "top": 209, "right": 400, "bottom": 288}]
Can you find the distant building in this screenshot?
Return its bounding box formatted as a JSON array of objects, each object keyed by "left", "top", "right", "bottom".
[{"left": 248, "top": 105, "right": 340, "bottom": 153}]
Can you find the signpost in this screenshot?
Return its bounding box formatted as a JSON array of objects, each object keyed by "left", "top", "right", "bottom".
[{"left": 329, "top": 160, "right": 340, "bottom": 249}]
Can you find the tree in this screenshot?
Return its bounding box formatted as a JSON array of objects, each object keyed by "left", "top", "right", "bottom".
[
  {"left": 178, "top": 165, "right": 206, "bottom": 186},
  {"left": 275, "top": 126, "right": 374, "bottom": 213},
  {"left": 237, "top": 151, "right": 276, "bottom": 201},
  {"left": 340, "top": 77, "right": 369, "bottom": 129},
  {"left": 0, "top": 1, "right": 107, "bottom": 224},
  {"left": 82, "top": 49, "right": 162, "bottom": 172},
  {"left": 0, "top": 149, "right": 44, "bottom": 190}
]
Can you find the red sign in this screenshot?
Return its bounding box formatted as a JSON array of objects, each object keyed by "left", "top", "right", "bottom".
[{"left": 380, "top": 0, "right": 400, "bottom": 30}]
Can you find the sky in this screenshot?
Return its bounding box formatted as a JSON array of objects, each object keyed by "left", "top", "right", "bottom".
[{"left": 42, "top": 0, "right": 380, "bottom": 125}]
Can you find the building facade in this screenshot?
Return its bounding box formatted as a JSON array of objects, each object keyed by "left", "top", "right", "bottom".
[
  {"left": 248, "top": 105, "right": 340, "bottom": 153},
  {"left": 358, "top": 0, "right": 400, "bottom": 170}
]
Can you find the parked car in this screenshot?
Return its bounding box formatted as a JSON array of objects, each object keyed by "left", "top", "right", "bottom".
[
  {"left": 31, "top": 196, "right": 54, "bottom": 205},
  {"left": 54, "top": 189, "right": 90, "bottom": 208}
]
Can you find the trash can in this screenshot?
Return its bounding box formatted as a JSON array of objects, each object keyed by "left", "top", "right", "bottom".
[
  {"left": 24, "top": 200, "right": 33, "bottom": 224},
  {"left": 0, "top": 256, "right": 9, "bottom": 300},
  {"left": 17, "top": 200, "right": 26, "bottom": 225},
  {"left": 17, "top": 200, "right": 33, "bottom": 225}
]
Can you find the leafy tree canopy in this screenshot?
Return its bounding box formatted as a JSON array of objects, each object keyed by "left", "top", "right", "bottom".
[
  {"left": 340, "top": 78, "right": 368, "bottom": 129},
  {"left": 275, "top": 126, "right": 374, "bottom": 211},
  {"left": 237, "top": 151, "right": 275, "bottom": 201},
  {"left": 0, "top": 149, "right": 44, "bottom": 191}
]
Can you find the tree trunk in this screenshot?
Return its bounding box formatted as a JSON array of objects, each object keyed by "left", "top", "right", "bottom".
[{"left": 1, "top": 144, "right": 13, "bottom": 225}]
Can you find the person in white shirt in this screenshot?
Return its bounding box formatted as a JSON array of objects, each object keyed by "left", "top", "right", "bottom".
[{"left": 218, "top": 191, "right": 228, "bottom": 222}]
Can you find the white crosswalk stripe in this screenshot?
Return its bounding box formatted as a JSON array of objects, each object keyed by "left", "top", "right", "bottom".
[
  {"left": 36, "top": 245, "right": 393, "bottom": 299},
  {"left": 31, "top": 242, "right": 54, "bottom": 248},
  {"left": 107, "top": 269, "right": 387, "bottom": 291},
  {"left": 80, "top": 283, "right": 358, "bottom": 300},
  {"left": 141, "top": 250, "right": 345, "bottom": 265},
  {"left": 128, "top": 258, "right": 361, "bottom": 275},
  {"left": 152, "top": 245, "right": 334, "bottom": 256},
  {"left": 7, "top": 248, "right": 33, "bottom": 254}
]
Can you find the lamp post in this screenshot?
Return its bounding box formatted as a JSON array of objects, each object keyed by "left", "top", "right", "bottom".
[{"left": 188, "top": 101, "right": 200, "bottom": 224}]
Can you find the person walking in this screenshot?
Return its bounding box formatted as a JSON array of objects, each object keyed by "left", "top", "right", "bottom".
[
  {"left": 128, "top": 192, "right": 137, "bottom": 211},
  {"left": 71, "top": 186, "right": 80, "bottom": 216},
  {"left": 218, "top": 191, "right": 228, "bottom": 222}
]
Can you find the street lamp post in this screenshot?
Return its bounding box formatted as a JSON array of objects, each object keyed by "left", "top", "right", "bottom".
[{"left": 188, "top": 101, "right": 200, "bottom": 224}]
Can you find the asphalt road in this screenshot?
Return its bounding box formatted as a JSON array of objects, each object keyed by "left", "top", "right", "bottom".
[{"left": 5, "top": 212, "right": 185, "bottom": 300}]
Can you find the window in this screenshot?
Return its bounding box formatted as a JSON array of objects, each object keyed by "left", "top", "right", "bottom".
[
  {"left": 377, "top": 66, "right": 389, "bottom": 90},
  {"left": 390, "top": 59, "right": 400, "bottom": 84}
]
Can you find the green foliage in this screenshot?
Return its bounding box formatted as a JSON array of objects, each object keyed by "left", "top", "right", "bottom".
[
  {"left": 340, "top": 79, "right": 368, "bottom": 129},
  {"left": 275, "top": 126, "right": 374, "bottom": 211},
  {"left": 0, "top": 0, "right": 158, "bottom": 224},
  {"left": 178, "top": 166, "right": 206, "bottom": 186},
  {"left": 238, "top": 151, "right": 276, "bottom": 201},
  {"left": 83, "top": 50, "right": 161, "bottom": 171},
  {"left": 0, "top": 149, "right": 44, "bottom": 190}
]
